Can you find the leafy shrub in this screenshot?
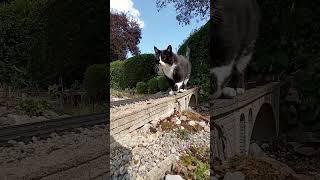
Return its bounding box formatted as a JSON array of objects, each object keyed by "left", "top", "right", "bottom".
[
  {"left": 250, "top": 0, "right": 320, "bottom": 124},
  {"left": 157, "top": 75, "right": 169, "bottom": 91},
  {"left": 123, "top": 54, "right": 157, "bottom": 88},
  {"left": 111, "top": 54, "right": 157, "bottom": 89},
  {"left": 0, "top": 0, "right": 107, "bottom": 89},
  {"left": 178, "top": 22, "right": 210, "bottom": 100},
  {"left": 147, "top": 77, "right": 159, "bottom": 94},
  {"left": 110, "top": 60, "right": 125, "bottom": 89},
  {"left": 0, "top": 0, "right": 49, "bottom": 88},
  {"left": 83, "top": 64, "right": 108, "bottom": 101},
  {"left": 17, "top": 99, "right": 51, "bottom": 116},
  {"left": 136, "top": 81, "right": 148, "bottom": 94}
]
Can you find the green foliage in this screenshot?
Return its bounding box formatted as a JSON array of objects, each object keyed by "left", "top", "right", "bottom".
[
  {"left": 178, "top": 22, "right": 210, "bottom": 100},
  {"left": 123, "top": 54, "right": 157, "bottom": 88},
  {"left": 193, "top": 161, "right": 210, "bottom": 180},
  {"left": 110, "top": 54, "right": 157, "bottom": 89},
  {"left": 176, "top": 145, "right": 210, "bottom": 180},
  {"left": 249, "top": 0, "right": 320, "bottom": 123},
  {"left": 83, "top": 64, "right": 108, "bottom": 101},
  {"left": 156, "top": 0, "right": 209, "bottom": 26},
  {"left": 0, "top": 0, "right": 49, "bottom": 88},
  {"left": 110, "top": 60, "right": 125, "bottom": 89},
  {"left": 0, "top": 0, "right": 107, "bottom": 89},
  {"left": 46, "top": 0, "right": 107, "bottom": 87},
  {"left": 177, "top": 129, "right": 189, "bottom": 140},
  {"left": 157, "top": 75, "right": 169, "bottom": 91},
  {"left": 147, "top": 77, "right": 159, "bottom": 94},
  {"left": 250, "top": 0, "right": 320, "bottom": 78},
  {"left": 17, "top": 99, "right": 51, "bottom": 116},
  {"left": 136, "top": 81, "right": 148, "bottom": 94}
]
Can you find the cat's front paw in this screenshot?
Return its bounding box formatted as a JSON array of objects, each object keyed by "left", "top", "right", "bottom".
[
  {"left": 222, "top": 87, "right": 236, "bottom": 98},
  {"left": 169, "top": 90, "right": 174, "bottom": 95},
  {"left": 236, "top": 88, "right": 245, "bottom": 95}
]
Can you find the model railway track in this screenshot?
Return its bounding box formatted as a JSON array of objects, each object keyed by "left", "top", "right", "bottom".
[
  {"left": 110, "top": 93, "right": 167, "bottom": 107},
  {"left": 0, "top": 113, "right": 106, "bottom": 145},
  {"left": 110, "top": 86, "right": 200, "bottom": 108}
]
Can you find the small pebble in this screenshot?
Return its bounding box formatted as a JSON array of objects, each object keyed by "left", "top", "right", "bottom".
[{"left": 188, "top": 121, "right": 196, "bottom": 126}]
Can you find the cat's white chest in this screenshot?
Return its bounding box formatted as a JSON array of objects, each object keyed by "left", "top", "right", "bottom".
[
  {"left": 159, "top": 59, "right": 176, "bottom": 79},
  {"left": 160, "top": 63, "right": 176, "bottom": 79}
]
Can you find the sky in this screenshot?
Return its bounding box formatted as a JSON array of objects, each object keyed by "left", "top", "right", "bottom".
[{"left": 110, "top": 0, "right": 209, "bottom": 58}]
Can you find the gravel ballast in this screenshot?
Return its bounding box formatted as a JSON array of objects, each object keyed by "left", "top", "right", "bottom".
[
  {"left": 0, "top": 125, "right": 107, "bottom": 179},
  {"left": 110, "top": 111, "right": 210, "bottom": 180}
]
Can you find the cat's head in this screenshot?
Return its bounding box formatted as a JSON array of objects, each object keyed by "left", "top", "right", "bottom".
[{"left": 154, "top": 45, "right": 174, "bottom": 65}]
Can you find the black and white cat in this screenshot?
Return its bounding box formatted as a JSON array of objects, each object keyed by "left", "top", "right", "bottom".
[
  {"left": 154, "top": 45, "right": 191, "bottom": 95},
  {"left": 209, "top": 0, "right": 260, "bottom": 99}
]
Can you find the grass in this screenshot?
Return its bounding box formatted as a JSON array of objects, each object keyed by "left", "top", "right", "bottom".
[
  {"left": 111, "top": 88, "right": 145, "bottom": 99},
  {"left": 177, "top": 129, "right": 190, "bottom": 140},
  {"left": 62, "top": 102, "right": 106, "bottom": 116},
  {"left": 16, "top": 98, "right": 52, "bottom": 116},
  {"left": 173, "top": 145, "right": 210, "bottom": 180}
]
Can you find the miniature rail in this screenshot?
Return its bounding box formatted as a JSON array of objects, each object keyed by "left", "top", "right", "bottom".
[{"left": 0, "top": 113, "right": 106, "bottom": 145}]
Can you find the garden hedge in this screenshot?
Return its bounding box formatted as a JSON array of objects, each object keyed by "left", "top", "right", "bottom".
[
  {"left": 0, "top": 0, "right": 107, "bottom": 89},
  {"left": 110, "top": 54, "right": 157, "bottom": 89},
  {"left": 147, "top": 77, "right": 159, "bottom": 94},
  {"left": 178, "top": 21, "right": 210, "bottom": 100},
  {"left": 136, "top": 81, "right": 148, "bottom": 94},
  {"left": 157, "top": 75, "right": 169, "bottom": 91},
  {"left": 110, "top": 60, "right": 125, "bottom": 89},
  {"left": 83, "top": 63, "right": 108, "bottom": 101}
]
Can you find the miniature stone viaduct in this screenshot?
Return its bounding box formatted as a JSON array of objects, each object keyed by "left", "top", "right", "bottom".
[{"left": 111, "top": 82, "right": 280, "bottom": 162}]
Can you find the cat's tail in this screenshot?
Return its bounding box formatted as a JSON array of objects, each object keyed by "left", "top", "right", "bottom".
[{"left": 185, "top": 46, "right": 191, "bottom": 61}]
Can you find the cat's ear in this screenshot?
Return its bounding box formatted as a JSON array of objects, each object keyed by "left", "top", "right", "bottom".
[
  {"left": 167, "top": 45, "right": 172, "bottom": 53},
  {"left": 154, "top": 46, "right": 159, "bottom": 54}
]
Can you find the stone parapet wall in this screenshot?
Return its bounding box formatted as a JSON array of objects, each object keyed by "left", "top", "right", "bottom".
[{"left": 110, "top": 88, "right": 198, "bottom": 140}]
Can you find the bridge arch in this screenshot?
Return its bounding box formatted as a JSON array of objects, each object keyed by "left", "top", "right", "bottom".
[
  {"left": 211, "top": 83, "right": 280, "bottom": 160},
  {"left": 251, "top": 103, "right": 277, "bottom": 142},
  {"left": 188, "top": 94, "right": 197, "bottom": 109}
]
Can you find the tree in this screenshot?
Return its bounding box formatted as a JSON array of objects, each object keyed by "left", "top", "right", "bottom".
[
  {"left": 110, "top": 11, "right": 142, "bottom": 61},
  {"left": 46, "top": 0, "right": 107, "bottom": 88},
  {"left": 156, "top": 0, "right": 209, "bottom": 26}
]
